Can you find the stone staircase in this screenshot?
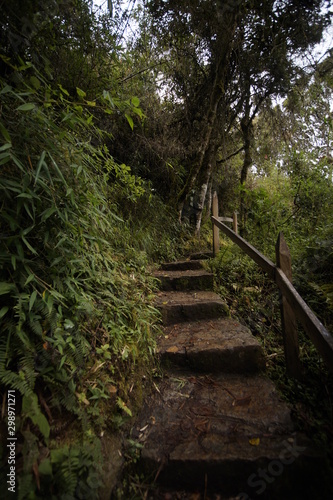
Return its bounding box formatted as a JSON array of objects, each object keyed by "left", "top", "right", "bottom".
[{"left": 131, "top": 257, "right": 326, "bottom": 499}]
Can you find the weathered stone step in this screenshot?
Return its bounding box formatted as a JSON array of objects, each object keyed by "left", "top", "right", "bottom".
[
  {"left": 157, "top": 318, "right": 265, "bottom": 373},
  {"left": 154, "top": 269, "right": 214, "bottom": 292},
  {"left": 144, "top": 487, "right": 240, "bottom": 499},
  {"left": 190, "top": 251, "right": 214, "bottom": 260},
  {"left": 160, "top": 260, "right": 204, "bottom": 271},
  {"left": 154, "top": 290, "right": 229, "bottom": 325},
  {"left": 133, "top": 372, "right": 324, "bottom": 499}
]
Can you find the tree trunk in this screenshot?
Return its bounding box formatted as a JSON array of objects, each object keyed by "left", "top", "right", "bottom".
[
  {"left": 239, "top": 90, "right": 253, "bottom": 234},
  {"left": 203, "top": 175, "right": 214, "bottom": 224},
  {"left": 177, "top": 10, "right": 239, "bottom": 217},
  {"left": 195, "top": 162, "right": 212, "bottom": 236}
]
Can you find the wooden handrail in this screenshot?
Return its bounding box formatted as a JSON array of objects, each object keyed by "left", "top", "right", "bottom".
[
  {"left": 211, "top": 214, "right": 333, "bottom": 376},
  {"left": 212, "top": 215, "right": 275, "bottom": 279}
]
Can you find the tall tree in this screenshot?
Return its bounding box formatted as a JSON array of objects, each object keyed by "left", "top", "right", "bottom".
[{"left": 145, "top": 0, "right": 332, "bottom": 233}]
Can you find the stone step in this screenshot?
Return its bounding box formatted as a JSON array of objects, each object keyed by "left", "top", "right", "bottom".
[
  {"left": 157, "top": 318, "right": 265, "bottom": 373},
  {"left": 160, "top": 260, "right": 204, "bottom": 271},
  {"left": 144, "top": 487, "right": 240, "bottom": 499},
  {"left": 154, "top": 291, "right": 229, "bottom": 325},
  {"left": 154, "top": 269, "right": 214, "bottom": 292},
  {"left": 190, "top": 251, "right": 214, "bottom": 260},
  {"left": 133, "top": 372, "right": 324, "bottom": 499}
]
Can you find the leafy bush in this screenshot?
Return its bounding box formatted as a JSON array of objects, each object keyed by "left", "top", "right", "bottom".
[{"left": 0, "top": 66, "right": 163, "bottom": 496}]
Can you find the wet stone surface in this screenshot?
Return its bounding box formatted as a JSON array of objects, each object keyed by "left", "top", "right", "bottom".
[
  {"left": 160, "top": 260, "right": 204, "bottom": 271},
  {"left": 157, "top": 318, "right": 265, "bottom": 373},
  {"left": 153, "top": 269, "right": 214, "bottom": 291},
  {"left": 132, "top": 371, "right": 315, "bottom": 495},
  {"left": 154, "top": 291, "right": 229, "bottom": 325}
]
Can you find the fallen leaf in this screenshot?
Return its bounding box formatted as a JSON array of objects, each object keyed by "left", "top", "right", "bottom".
[
  {"left": 249, "top": 437, "right": 260, "bottom": 446},
  {"left": 166, "top": 346, "right": 179, "bottom": 353}
]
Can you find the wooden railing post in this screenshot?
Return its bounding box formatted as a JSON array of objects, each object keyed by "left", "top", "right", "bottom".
[
  {"left": 233, "top": 211, "right": 238, "bottom": 235},
  {"left": 275, "top": 232, "right": 302, "bottom": 379},
  {"left": 212, "top": 191, "right": 219, "bottom": 256}
]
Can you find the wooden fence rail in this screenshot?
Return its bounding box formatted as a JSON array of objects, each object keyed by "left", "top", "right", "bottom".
[{"left": 211, "top": 193, "right": 333, "bottom": 377}]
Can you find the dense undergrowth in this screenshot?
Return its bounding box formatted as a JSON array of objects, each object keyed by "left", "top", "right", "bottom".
[
  {"left": 209, "top": 239, "right": 333, "bottom": 470},
  {"left": 0, "top": 66, "right": 187, "bottom": 498}
]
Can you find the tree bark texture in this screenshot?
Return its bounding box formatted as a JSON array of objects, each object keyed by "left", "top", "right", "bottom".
[{"left": 177, "top": 9, "right": 240, "bottom": 217}]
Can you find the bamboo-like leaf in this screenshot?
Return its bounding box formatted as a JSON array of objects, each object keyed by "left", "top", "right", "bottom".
[
  {"left": 76, "top": 87, "right": 86, "bottom": 99},
  {"left": 41, "top": 206, "right": 57, "bottom": 222},
  {"left": 22, "top": 236, "right": 38, "bottom": 255},
  {"left": 0, "top": 121, "right": 11, "bottom": 142},
  {"left": 34, "top": 150, "right": 46, "bottom": 186},
  {"left": 29, "top": 290, "right": 37, "bottom": 311},
  {"left": 24, "top": 274, "right": 35, "bottom": 286},
  {"left": 16, "top": 103, "right": 36, "bottom": 111},
  {"left": 125, "top": 114, "right": 134, "bottom": 130},
  {"left": 0, "top": 85, "right": 12, "bottom": 95},
  {"left": 48, "top": 152, "right": 67, "bottom": 186},
  {"left": 0, "top": 306, "right": 9, "bottom": 319},
  {"left": 0, "top": 282, "right": 15, "bottom": 295}
]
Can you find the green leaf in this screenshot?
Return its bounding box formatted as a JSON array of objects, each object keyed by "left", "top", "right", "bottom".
[
  {"left": 0, "top": 121, "right": 11, "bottom": 142},
  {"left": 34, "top": 411, "right": 50, "bottom": 439},
  {"left": 34, "top": 150, "right": 46, "bottom": 186},
  {"left": 132, "top": 106, "right": 143, "bottom": 119},
  {"left": 0, "top": 85, "right": 12, "bottom": 95},
  {"left": 125, "top": 114, "right": 134, "bottom": 130},
  {"left": 22, "top": 394, "right": 50, "bottom": 439},
  {"left": 59, "top": 355, "right": 67, "bottom": 369},
  {"left": 39, "top": 458, "right": 52, "bottom": 476},
  {"left": 29, "top": 290, "right": 37, "bottom": 312},
  {"left": 0, "top": 143, "right": 12, "bottom": 152},
  {"left": 30, "top": 76, "right": 41, "bottom": 89},
  {"left": 0, "top": 306, "right": 9, "bottom": 319},
  {"left": 58, "top": 84, "right": 69, "bottom": 96},
  {"left": 24, "top": 274, "right": 35, "bottom": 286},
  {"left": 41, "top": 206, "right": 57, "bottom": 222},
  {"left": 0, "top": 282, "right": 15, "bottom": 295},
  {"left": 48, "top": 152, "right": 67, "bottom": 186},
  {"left": 17, "top": 193, "right": 33, "bottom": 199},
  {"left": 22, "top": 236, "right": 38, "bottom": 255},
  {"left": 0, "top": 153, "right": 11, "bottom": 165},
  {"left": 131, "top": 96, "right": 140, "bottom": 107},
  {"left": 76, "top": 87, "right": 86, "bottom": 98},
  {"left": 16, "top": 103, "right": 36, "bottom": 111},
  {"left": 64, "top": 319, "right": 74, "bottom": 330},
  {"left": 117, "top": 397, "right": 132, "bottom": 417}
]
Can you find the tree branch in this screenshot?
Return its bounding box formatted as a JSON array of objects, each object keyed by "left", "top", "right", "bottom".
[{"left": 217, "top": 145, "right": 245, "bottom": 164}]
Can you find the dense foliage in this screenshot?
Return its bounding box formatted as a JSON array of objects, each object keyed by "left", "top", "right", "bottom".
[{"left": 0, "top": 1, "right": 186, "bottom": 497}]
